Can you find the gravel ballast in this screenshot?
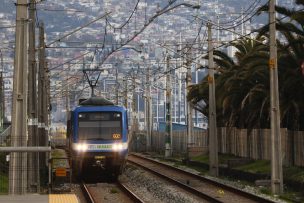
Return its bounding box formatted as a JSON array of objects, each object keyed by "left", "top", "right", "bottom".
[{"left": 121, "top": 165, "right": 205, "bottom": 203}]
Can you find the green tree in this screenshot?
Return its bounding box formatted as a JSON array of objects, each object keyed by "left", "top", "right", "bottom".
[
  {"left": 189, "top": 1, "right": 304, "bottom": 130},
  {"left": 189, "top": 36, "right": 270, "bottom": 128}
]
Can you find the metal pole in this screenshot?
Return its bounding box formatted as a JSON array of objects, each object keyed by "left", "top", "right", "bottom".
[
  {"left": 123, "top": 78, "right": 128, "bottom": 108},
  {"left": 137, "top": 94, "right": 140, "bottom": 125},
  {"left": 37, "top": 22, "right": 46, "bottom": 192},
  {"left": 207, "top": 23, "right": 219, "bottom": 176},
  {"left": 174, "top": 72, "right": 177, "bottom": 123},
  {"left": 165, "top": 52, "right": 172, "bottom": 157},
  {"left": 0, "top": 147, "right": 51, "bottom": 152},
  {"left": 115, "top": 68, "right": 119, "bottom": 105},
  {"left": 186, "top": 45, "right": 193, "bottom": 159},
  {"left": 269, "top": 0, "right": 283, "bottom": 194},
  {"left": 156, "top": 87, "right": 159, "bottom": 124},
  {"left": 0, "top": 72, "right": 3, "bottom": 130},
  {"left": 146, "top": 64, "right": 152, "bottom": 151},
  {"left": 178, "top": 71, "right": 182, "bottom": 123},
  {"left": 66, "top": 63, "right": 70, "bottom": 113},
  {"left": 43, "top": 62, "right": 49, "bottom": 149},
  {"left": 9, "top": 0, "right": 28, "bottom": 194},
  {"left": 131, "top": 71, "right": 138, "bottom": 137},
  {"left": 0, "top": 50, "right": 4, "bottom": 130},
  {"left": 27, "top": 0, "right": 38, "bottom": 192},
  {"left": 46, "top": 72, "right": 51, "bottom": 143}
]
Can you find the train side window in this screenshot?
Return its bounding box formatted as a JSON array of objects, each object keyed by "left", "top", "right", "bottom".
[
  {"left": 71, "top": 113, "right": 74, "bottom": 132},
  {"left": 125, "top": 111, "right": 128, "bottom": 130},
  {"left": 67, "top": 111, "right": 71, "bottom": 138}
]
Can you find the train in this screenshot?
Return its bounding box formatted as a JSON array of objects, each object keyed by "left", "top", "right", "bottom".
[{"left": 67, "top": 97, "right": 129, "bottom": 179}]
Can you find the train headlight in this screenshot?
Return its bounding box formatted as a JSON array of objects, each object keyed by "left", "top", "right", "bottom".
[
  {"left": 75, "top": 143, "right": 88, "bottom": 152},
  {"left": 112, "top": 143, "right": 123, "bottom": 151}
]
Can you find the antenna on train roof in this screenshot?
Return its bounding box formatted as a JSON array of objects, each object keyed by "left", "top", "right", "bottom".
[{"left": 80, "top": 97, "right": 114, "bottom": 106}]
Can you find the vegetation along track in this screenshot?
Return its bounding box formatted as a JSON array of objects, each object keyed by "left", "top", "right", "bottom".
[
  {"left": 81, "top": 181, "right": 144, "bottom": 203},
  {"left": 127, "top": 153, "right": 277, "bottom": 203}
]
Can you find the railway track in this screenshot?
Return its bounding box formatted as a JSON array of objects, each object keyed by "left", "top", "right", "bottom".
[
  {"left": 127, "top": 153, "right": 278, "bottom": 203},
  {"left": 81, "top": 181, "right": 145, "bottom": 203},
  {"left": 81, "top": 182, "right": 97, "bottom": 203},
  {"left": 116, "top": 181, "right": 145, "bottom": 203}
]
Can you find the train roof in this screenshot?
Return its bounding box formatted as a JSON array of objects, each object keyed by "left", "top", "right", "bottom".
[{"left": 80, "top": 97, "right": 114, "bottom": 106}]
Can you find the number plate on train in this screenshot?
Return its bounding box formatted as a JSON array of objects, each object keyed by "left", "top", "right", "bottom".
[
  {"left": 112, "top": 134, "right": 121, "bottom": 139},
  {"left": 88, "top": 144, "right": 112, "bottom": 150}
]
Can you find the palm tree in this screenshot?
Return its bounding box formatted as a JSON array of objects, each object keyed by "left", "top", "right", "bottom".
[
  {"left": 257, "top": 0, "right": 304, "bottom": 130},
  {"left": 188, "top": 36, "right": 270, "bottom": 129},
  {"left": 189, "top": 1, "right": 304, "bottom": 131}
]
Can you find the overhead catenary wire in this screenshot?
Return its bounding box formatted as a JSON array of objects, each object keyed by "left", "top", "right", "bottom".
[
  {"left": 47, "top": 1, "right": 199, "bottom": 73},
  {"left": 106, "top": 0, "right": 140, "bottom": 30},
  {"left": 45, "top": 0, "right": 304, "bottom": 104},
  {"left": 217, "top": 0, "right": 262, "bottom": 27},
  {"left": 46, "top": 12, "right": 111, "bottom": 47}
]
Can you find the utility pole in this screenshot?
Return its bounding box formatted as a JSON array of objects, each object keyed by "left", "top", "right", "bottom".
[
  {"left": 165, "top": 52, "right": 172, "bottom": 157},
  {"left": 131, "top": 70, "right": 138, "bottom": 138},
  {"left": 156, "top": 86, "right": 159, "bottom": 124},
  {"left": 27, "top": 0, "right": 38, "bottom": 192},
  {"left": 65, "top": 63, "right": 70, "bottom": 114},
  {"left": 123, "top": 77, "right": 128, "bottom": 108},
  {"left": 43, "top": 61, "right": 49, "bottom": 151},
  {"left": 207, "top": 23, "right": 219, "bottom": 177},
  {"left": 0, "top": 71, "right": 3, "bottom": 131},
  {"left": 115, "top": 68, "right": 119, "bottom": 105},
  {"left": 269, "top": 0, "right": 283, "bottom": 194},
  {"left": 37, "top": 22, "right": 46, "bottom": 192},
  {"left": 0, "top": 50, "right": 4, "bottom": 130},
  {"left": 185, "top": 45, "right": 193, "bottom": 160},
  {"left": 45, "top": 71, "right": 50, "bottom": 140},
  {"left": 178, "top": 33, "right": 183, "bottom": 124},
  {"left": 9, "top": 0, "right": 28, "bottom": 194},
  {"left": 146, "top": 64, "right": 152, "bottom": 151}
]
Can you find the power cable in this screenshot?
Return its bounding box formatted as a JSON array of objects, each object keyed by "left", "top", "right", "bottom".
[
  {"left": 106, "top": 0, "right": 140, "bottom": 30},
  {"left": 217, "top": 0, "right": 262, "bottom": 26}
]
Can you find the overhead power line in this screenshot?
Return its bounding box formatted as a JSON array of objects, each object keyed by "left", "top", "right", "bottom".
[{"left": 46, "top": 12, "right": 111, "bottom": 47}]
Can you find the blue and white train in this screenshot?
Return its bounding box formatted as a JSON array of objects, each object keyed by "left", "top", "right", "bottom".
[{"left": 67, "top": 97, "right": 128, "bottom": 178}]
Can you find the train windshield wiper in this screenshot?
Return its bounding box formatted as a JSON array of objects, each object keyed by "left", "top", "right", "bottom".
[{"left": 84, "top": 138, "right": 106, "bottom": 140}]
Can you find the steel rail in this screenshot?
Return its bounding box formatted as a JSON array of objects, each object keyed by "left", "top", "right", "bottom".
[
  {"left": 128, "top": 153, "right": 277, "bottom": 203},
  {"left": 81, "top": 182, "right": 97, "bottom": 203},
  {"left": 127, "top": 156, "right": 223, "bottom": 203},
  {"left": 117, "top": 181, "right": 145, "bottom": 203}
]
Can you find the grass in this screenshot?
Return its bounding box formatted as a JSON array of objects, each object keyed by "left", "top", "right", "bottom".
[
  {"left": 192, "top": 154, "right": 271, "bottom": 174},
  {"left": 234, "top": 160, "right": 271, "bottom": 174},
  {"left": 192, "top": 154, "right": 241, "bottom": 165},
  {"left": 149, "top": 152, "right": 304, "bottom": 201},
  {"left": 283, "top": 166, "right": 304, "bottom": 183},
  {"left": 190, "top": 154, "right": 304, "bottom": 202},
  {"left": 279, "top": 189, "right": 304, "bottom": 203},
  {"left": 192, "top": 155, "right": 209, "bottom": 163},
  {"left": 110, "top": 188, "right": 119, "bottom": 194},
  {"left": 259, "top": 187, "right": 271, "bottom": 195},
  {"left": 0, "top": 154, "right": 9, "bottom": 194},
  {"left": 0, "top": 173, "right": 8, "bottom": 194}
]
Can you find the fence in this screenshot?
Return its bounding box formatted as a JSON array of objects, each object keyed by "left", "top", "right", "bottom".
[
  {"left": 151, "top": 130, "right": 208, "bottom": 154},
  {"left": 135, "top": 127, "right": 304, "bottom": 167},
  {"left": 217, "top": 128, "right": 304, "bottom": 167},
  {"left": 130, "top": 130, "right": 208, "bottom": 154}
]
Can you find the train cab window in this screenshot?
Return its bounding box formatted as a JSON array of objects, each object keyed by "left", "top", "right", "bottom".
[{"left": 78, "top": 112, "right": 122, "bottom": 141}]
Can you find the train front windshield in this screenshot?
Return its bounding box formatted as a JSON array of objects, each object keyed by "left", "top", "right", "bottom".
[{"left": 78, "top": 112, "right": 122, "bottom": 140}]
